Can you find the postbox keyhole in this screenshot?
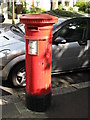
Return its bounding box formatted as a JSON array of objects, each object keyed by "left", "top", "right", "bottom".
[{"left": 42, "top": 62, "right": 44, "bottom": 66}]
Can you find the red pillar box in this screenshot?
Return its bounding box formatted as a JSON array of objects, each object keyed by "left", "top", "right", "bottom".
[{"left": 20, "top": 14, "right": 58, "bottom": 112}]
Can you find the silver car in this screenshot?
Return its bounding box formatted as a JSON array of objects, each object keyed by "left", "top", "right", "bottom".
[{"left": 0, "top": 17, "right": 90, "bottom": 87}]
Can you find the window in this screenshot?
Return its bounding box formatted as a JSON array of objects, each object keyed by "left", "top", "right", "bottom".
[
  {"left": 65, "top": 2, "right": 69, "bottom": 7},
  {"left": 56, "top": 20, "right": 87, "bottom": 43},
  {"left": 58, "top": 1, "right": 61, "bottom": 5}
]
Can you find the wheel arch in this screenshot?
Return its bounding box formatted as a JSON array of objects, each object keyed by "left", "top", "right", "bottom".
[
  {"left": 2, "top": 54, "right": 25, "bottom": 81},
  {"left": 8, "top": 60, "right": 25, "bottom": 81}
]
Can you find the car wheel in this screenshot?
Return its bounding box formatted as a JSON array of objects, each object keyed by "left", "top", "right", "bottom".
[{"left": 10, "top": 62, "right": 26, "bottom": 87}]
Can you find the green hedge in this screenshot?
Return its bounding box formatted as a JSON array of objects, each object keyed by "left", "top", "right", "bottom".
[
  {"left": 75, "top": 1, "right": 90, "bottom": 13},
  {"left": 43, "top": 9, "right": 83, "bottom": 17},
  {"left": 26, "top": 7, "right": 45, "bottom": 14},
  {"left": 26, "top": 7, "right": 83, "bottom": 17}
]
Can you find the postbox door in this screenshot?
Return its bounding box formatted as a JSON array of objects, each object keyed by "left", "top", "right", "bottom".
[{"left": 26, "top": 38, "right": 52, "bottom": 95}]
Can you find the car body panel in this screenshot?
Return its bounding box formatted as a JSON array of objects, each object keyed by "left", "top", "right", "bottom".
[
  {"left": 0, "top": 32, "right": 25, "bottom": 66},
  {"left": 52, "top": 42, "right": 85, "bottom": 72}
]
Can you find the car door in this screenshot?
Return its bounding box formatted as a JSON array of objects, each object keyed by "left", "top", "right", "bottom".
[{"left": 52, "top": 18, "right": 88, "bottom": 73}]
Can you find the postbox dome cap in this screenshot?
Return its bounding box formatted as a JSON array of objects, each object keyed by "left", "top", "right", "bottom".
[{"left": 20, "top": 14, "right": 58, "bottom": 25}]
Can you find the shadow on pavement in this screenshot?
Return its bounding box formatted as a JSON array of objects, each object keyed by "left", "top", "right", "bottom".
[{"left": 45, "top": 87, "right": 89, "bottom": 118}]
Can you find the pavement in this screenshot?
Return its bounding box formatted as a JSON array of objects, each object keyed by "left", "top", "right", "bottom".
[
  {"left": 2, "top": 18, "right": 19, "bottom": 25},
  {"left": 0, "top": 81, "right": 89, "bottom": 119}
]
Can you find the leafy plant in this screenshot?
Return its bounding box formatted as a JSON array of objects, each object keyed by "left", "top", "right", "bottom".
[
  {"left": 85, "top": 1, "right": 90, "bottom": 13},
  {"left": 58, "top": 4, "right": 64, "bottom": 10},
  {"left": 68, "top": 7, "right": 73, "bottom": 11},
  {"left": 75, "top": 1, "right": 86, "bottom": 12},
  {"left": 26, "top": 7, "right": 45, "bottom": 14},
  {"left": 75, "top": 0, "right": 90, "bottom": 13}
]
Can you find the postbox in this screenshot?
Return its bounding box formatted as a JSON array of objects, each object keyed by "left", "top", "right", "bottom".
[{"left": 20, "top": 14, "right": 58, "bottom": 112}]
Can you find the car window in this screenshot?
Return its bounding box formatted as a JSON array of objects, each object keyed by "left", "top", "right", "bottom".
[
  {"left": 18, "top": 24, "right": 25, "bottom": 33},
  {"left": 55, "top": 20, "right": 87, "bottom": 43},
  {"left": 53, "top": 18, "right": 66, "bottom": 32}
]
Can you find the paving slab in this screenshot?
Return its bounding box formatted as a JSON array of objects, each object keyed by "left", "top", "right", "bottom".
[
  {"left": 1, "top": 83, "right": 89, "bottom": 118},
  {"left": 2, "top": 103, "right": 20, "bottom": 118}
]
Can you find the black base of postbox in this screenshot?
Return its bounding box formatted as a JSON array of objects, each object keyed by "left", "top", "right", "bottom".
[{"left": 26, "top": 91, "right": 51, "bottom": 112}]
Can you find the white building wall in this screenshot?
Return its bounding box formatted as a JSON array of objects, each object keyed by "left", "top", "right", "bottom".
[
  {"left": 62, "top": 0, "right": 65, "bottom": 6},
  {"left": 34, "top": 0, "right": 40, "bottom": 8},
  {"left": 0, "top": 0, "right": 8, "bottom": 18},
  {"left": 34, "top": 0, "right": 51, "bottom": 11},
  {"left": 26, "top": 0, "right": 32, "bottom": 10},
  {"left": 25, "top": 0, "right": 78, "bottom": 11},
  {"left": 74, "top": 0, "right": 77, "bottom": 4},
  {"left": 40, "top": 0, "right": 51, "bottom": 11},
  {"left": 69, "top": 0, "right": 74, "bottom": 7}
]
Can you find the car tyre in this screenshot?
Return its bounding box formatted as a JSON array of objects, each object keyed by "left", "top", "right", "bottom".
[{"left": 9, "top": 62, "right": 26, "bottom": 87}]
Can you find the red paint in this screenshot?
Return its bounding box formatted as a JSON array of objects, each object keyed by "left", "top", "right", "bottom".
[{"left": 20, "top": 14, "right": 58, "bottom": 96}]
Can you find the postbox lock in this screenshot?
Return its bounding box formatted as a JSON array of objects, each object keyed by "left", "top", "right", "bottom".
[{"left": 28, "top": 40, "right": 37, "bottom": 55}]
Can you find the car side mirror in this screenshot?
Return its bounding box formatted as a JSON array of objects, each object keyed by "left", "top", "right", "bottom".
[{"left": 54, "top": 36, "right": 67, "bottom": 45}]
